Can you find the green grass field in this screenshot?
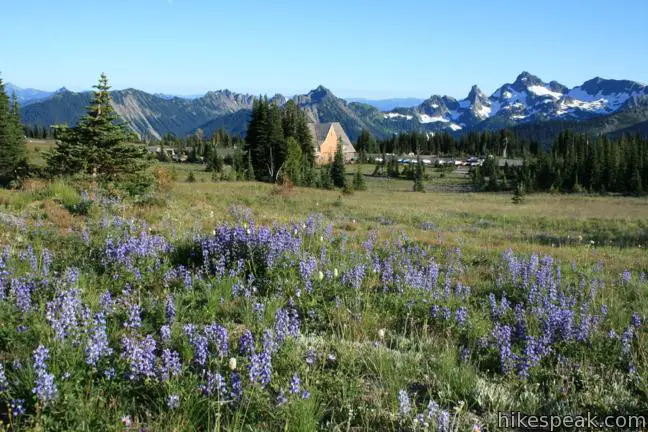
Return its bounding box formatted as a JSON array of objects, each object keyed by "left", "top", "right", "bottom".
[{"left": 0, "top": 162, "right": 647, "bottom": 430}]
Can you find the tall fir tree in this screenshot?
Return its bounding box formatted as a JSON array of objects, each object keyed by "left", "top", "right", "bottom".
[
  {"left": 330, "top": 138, "right": 346, "bottom": 188},
  {"left": 356, "top": 129, "right": 374, "bottom": 163},
  {"left": 0, "top": 79, "right": 27, "bottom": 185},
  {"left": 45, "top": 73, "right": 148, "bottom": 179},
  {"left": 282, "top": 137, "right": 303, "bottom": 185}
]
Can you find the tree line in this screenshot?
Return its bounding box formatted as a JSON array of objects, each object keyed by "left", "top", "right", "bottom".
[
  {"left": 354, "top": 129, "right": 539, "bottom": 159},
  {"left": 472, "top": 131, "right": 648, "bottom": 196}
]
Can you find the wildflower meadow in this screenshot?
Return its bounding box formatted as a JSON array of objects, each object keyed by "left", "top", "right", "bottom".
[{"left": 0, "top": 180, "right": 646, "bottom": 431}]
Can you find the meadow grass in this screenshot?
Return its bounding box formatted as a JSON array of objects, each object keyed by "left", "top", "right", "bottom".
[{"left": 0, "top": 165, "right": 646, "bottom": 431}]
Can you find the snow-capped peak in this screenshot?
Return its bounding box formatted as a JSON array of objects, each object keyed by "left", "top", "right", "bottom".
[{"left": 381, "top": 72, "right": 648, "bottom": 132}]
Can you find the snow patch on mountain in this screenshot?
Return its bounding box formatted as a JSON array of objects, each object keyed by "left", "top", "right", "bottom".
[
  {"left": 475, "top": 104, "right": 491, "bottom": 118},
  {"left": 528, "top": 85, "right": 563, "bottom": 99},
  {"left": 419, "top": 114, "right": 449, "bottom": 124},
  {"left": 384, "top": 112, "right": 414, "bottom": 120}
]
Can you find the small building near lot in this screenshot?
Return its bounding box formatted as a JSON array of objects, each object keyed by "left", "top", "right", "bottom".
[{"left": 307, "top": 122, "right": 356, "bottom": 164}]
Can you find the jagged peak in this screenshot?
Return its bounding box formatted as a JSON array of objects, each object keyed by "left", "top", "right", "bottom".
[
  {"left": 466, "top": 85, "right": 487, "bottom": 102},
  {"left": 513, "top": 71, "right": 544, "bottom": 87},
  {"left": 308, "top": 85, "right": 334, "bottom": 97}
]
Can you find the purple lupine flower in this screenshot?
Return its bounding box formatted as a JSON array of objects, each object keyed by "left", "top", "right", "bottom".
[
  {"left": 398, "top": 389, "right": 411, "bottom": 417},
  {"left": 276, "top": 389, "right": 288, "bottom": 406},
  {"left": 230, "top": 372, "right": 243, "bottom": 400},
  {"left": 274, "top": 308, "right": 290, "bottom": 345},
  {"left": 160, "top": 324, "right": 172, "bottom": 342},
  {"left": 342, "top": 264, "right": 366, "bottom": 290},
  {"left": 621, "top": 270, "right": 632, "bottom": 284},
  {"left": 426, "top": 400, "right": 439, "bottom": 421},
  {"left": 493, "top": 324, "right": 514, "bottom": 374},
  {"left": 202, "top": 372, "right": 228, "bottom": 397},
  {"left": 288, "top": 307, "right": 300, "bottom": 337},
  {"left": 204, "top": 323, "right": 229, "bottom": 357},
  {"left": 262, "top": 329, "right": 275, "bottom": 353},
  {"left": 513, "top": 304, "right": 526, "bottom": 342},
  {"left": 33, "top": 345, "right": 49, "bottom": 370},
  {"left": 46, "top": 288, "right": 85, "bottom": 342},
  {"left": 120, "top": 335, "right": 157, "bottom": 380},
  {"left": 239, "top": 329, "right": 255, "bottom": 356},
  {"left": 167, "top": 394, "right": 180, "bottom": 409},
  {"left": 517, "top": 336, "right": 542, "bottom": 378},
  {"left": 11, "top": 399, "right": 26, "bottom": 416},
  {"left": 288, "top": 374, "right": 301, "bottom": 394},
  {"left": 299, "top": 255, "right": 317, "bottom": 281},
  {"left": 159, "top": 349, "right": 182, "bottom": 381},
  {"left": 86, "top": 313, "right": 113, "bottom": 366},
  {"left": 32, "top": 345, "right": 58, "bottom": 404},
  {"left": 188, "top": 333, "right": 208, "bottom": 367},
  {"left": 455, "top": 307, "right": 468, "bottom": 328},
  {"left": 621, "top": 327, "right": 634, "bottom": 355},
  {"left": 301, "top": 389, "right": 311, "bottom": 399},
  {"left": 165, "top": 295, "right": 176, "bottom": 323},
  {"left": 631, "top": 313, "right": 642, "bottom": 328},
  {"left": 436, "top": 410, "right": 451, "bottom": 432},
  {"left": 249, "top": 350, "right": 272, "bottom": 387},
  {"left": 10, "top": 277, "right": 33, "bottom": 313},
  {"left": 99, "top": 290, "right": 114, "bottom": 314},
  {"left": 441, "top": 306, "right": 452, "bottom": 321},
  {"left": 124, "top": 302, "right": 142, "bottom": 329}
]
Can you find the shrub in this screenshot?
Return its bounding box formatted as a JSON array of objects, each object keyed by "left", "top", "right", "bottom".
[{"left": 121, "top": 171, "right": 154, "bottom": 197}]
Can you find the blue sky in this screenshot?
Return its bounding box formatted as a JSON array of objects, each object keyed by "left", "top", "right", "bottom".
[{"left": 1, "top": 0, "right": 647, "bottom": 98}]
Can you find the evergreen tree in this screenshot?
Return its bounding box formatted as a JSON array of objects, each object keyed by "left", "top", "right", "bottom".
[
  {"left": 330, "top": 138, "right": 346, "bottom": 188},
  {"left": 282, "top": 137, "right": 303, "bottom": 185},
  {"left": 244, "top": 98, "right": 286, "bottom": 182},
  {"left": 319, "top": 164, "right": 333, "bottom": 189},
  {"left": 45, "top": 73, "right": 148, "bottom": 179},
  {"left": 412, "top": 158, "right": 425, "bottom": 192},
  {"left": 352, "top": 165, "right": 366, "bottom": 191},
  {"left": 356, "top": 129, "right": 373, "bottom": 163},
  {"left": 206, "top": 147, "right": 223, "bottom": 173},
  {"left": 295, "top": 112, "right": 315, "bottom": 165},
  {"left": 0, "top": 79, "right": 27, "bottom": 185},
  {"left": 302, "top": 154, "right": 315, "bottom": 187},
  {"left": 512, "top": 181, "right": 526, "bottom": 204}
]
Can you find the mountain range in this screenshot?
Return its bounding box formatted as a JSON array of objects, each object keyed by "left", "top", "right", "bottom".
[{"left": 10, "top": 72, "right": 648, "bottom": 142}]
